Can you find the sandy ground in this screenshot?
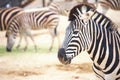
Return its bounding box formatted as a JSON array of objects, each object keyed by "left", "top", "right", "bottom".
[{"left": 0, "top": 52, "right": 94, "bottom": 80}]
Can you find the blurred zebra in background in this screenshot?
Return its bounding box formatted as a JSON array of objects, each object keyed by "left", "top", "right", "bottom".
[
  {"left": 0, "top": 7, "right": 23, "bottom": 31},
  {"left": 84, "top": 0, "right": 120, "bottom": 14},
  {"left": 58, "top": 3, "right": 120, "bottom": 80},
  {"left": 6, "top": 2, "right": 68, "bottom": 52},
  {"left": 96, "top": 0, "right": 120, "bottom": 14}
]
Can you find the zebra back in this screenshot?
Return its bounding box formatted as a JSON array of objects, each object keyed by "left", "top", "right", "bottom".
[
  {"left": 11, "top": 2, "right": 68, "bottom": 31},
  {"left": 0, "top": 7, "right": 23, "bottom": 31},
  {"left": 24, "top": 2, "right": 68, "bottom": 16},
  {"left": 6, "top": 5, "right": 61, "bottom": 35},
  {"left": 48, "top": 2, "right": 68, "bottom": 16}
]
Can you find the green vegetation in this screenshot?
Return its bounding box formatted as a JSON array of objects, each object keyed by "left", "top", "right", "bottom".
[{"left": 0, "top": 45, "right": 58, "bottom": 56}]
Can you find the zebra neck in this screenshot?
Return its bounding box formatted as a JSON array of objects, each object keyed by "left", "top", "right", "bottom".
[
  {"left": 86, "top": 12, "right": 115, "bottom": 61},
  {"left": 9, "top": 19, "right": 19, "bottom": 34},
  {"left": 86, "top": 20, "right": 98, "bottom": 53},
  {"left": 91, "top": 12, "right": 115, "bottom": 32},
  {"left": 86, "top": 13, "right": 109, "bottom": 59}
]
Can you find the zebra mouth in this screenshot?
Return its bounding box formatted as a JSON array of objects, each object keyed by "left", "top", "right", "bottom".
[
  {"left": 59, "top": 55, "right": 71, "bottom": 64},
  {"left": 58, "top": 55, "right": 71, "bottom": 65},
  {"left": 6, "top": 48, "right": 12, "bottom": 52},
  {"left": 58, "top": 48, "right": 71, "bottom": 65},
  {"left": 63, "top": 58, "right": 71, "bottom": 65}
]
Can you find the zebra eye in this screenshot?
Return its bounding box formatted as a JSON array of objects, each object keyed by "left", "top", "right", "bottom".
[
  {"left": 86, "top": 13, "right": 89, "bottom": 16},
  {"left": 73, "top": 30, "right": 79, "bottom": 34}
]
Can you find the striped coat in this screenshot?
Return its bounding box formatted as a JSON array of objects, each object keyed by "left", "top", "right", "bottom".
[{"left": 6, "top": 2, "right": 68, "bottom": 52}]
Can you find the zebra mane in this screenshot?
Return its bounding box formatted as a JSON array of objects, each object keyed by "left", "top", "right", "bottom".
[
  {"left": 69, "top": 3, "right": 96, "bottom": 21},
  {"left": 69, "top": 3, "right": 118, "bottom": 32},
  {"left": 92, "top": 11, "right": 119, "bottom": 31},
  {"left": 23, "top": 2, "right": 59, "bottom": 12}
]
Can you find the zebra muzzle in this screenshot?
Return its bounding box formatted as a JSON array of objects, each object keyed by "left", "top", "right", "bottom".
[
  {"left": 58, "top": 48, "right": 71, "bottom": 65},
  {"left": 6, "top": 48, "right": 12, "bottom": 52}
]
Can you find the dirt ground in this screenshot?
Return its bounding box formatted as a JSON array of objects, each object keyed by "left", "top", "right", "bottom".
[{"left": 0, "top": 52, "right": 94, "bottom": 80}]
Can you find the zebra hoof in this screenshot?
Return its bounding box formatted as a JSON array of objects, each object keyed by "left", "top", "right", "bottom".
[
  {"left": 23, "top": 47, "right": 27, "bottom": 51},
  {"left": 16, "top": 45, "right": 20, "bottom": 49}
]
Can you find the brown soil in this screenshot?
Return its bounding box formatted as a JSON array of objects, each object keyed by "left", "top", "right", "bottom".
[{"left": 0, "top": 52, "right": 93, "bottom": 80}]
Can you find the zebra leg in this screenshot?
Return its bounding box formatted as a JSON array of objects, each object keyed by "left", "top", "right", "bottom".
[
  {"left": 49, "top": 34, "right": 61, "bottom": 51},
  {"left": 23, "top": 35, "right": 28, "bottom": 51},
  {"left": 56, "top": 32, "right": 61, "bottom": 49},
  {"left": 27, "top": 34, "right": 37, "bottom": 52},
  {"left": 49, "top": 28, "right": 56, "bottom": 52},
  {"left": 49, "top": 33, "right": 55, "bottom": 52},
  {"left": 23, "top": 27, "right": 37, "bottom": 52},
  {"left": 16, "top": 34, "right": 23, "bottom": 49},
  {"left": 92, "top": 63, "right": 105, "bottom": 80}
]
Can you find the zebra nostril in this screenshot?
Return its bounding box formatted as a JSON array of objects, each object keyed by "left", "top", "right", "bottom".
[
  {"left": 58, "top": 48, "right": 67, "bottom": 62},
  {"left": 58, "top": 48, "right": 72, "bottom": 65},
  {"left": 58, "top": 48, "right": 66, "bottom": 58}
]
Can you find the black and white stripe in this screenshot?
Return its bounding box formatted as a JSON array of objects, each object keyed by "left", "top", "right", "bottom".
[
  {"left": 6, "top": 2, "right": 67, "bottom": 52},
  {"left": 0, "top": 7, "right": 23, "bottom": 31},
  {"left": 58, "top": 3, "right": 120, "bottom": 80}
]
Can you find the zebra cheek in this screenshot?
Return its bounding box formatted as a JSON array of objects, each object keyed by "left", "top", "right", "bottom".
[{"left": 6, "top": 36, "right": 15, "bottom": 52}]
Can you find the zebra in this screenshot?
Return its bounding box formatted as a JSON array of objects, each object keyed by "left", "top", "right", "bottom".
[
  {"left": 96, "top": 0, "right": 120, "bottom": 14},
  {"left": 58, "top": 3, "right": 120, "bottom": 80},
  {"left": 0, "top": 7, "right": 23, "bottom": 31},
  {"left": 5, "top": 2, "right": 68, "bottom": 52}
]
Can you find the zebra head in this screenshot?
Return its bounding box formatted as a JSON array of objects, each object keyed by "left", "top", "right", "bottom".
[
  {"left": 6, "top": 22, "right": 18, "bottom": 52},
  {"left": 58, "top": 3, "right": 96, "bottom": 65}
]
